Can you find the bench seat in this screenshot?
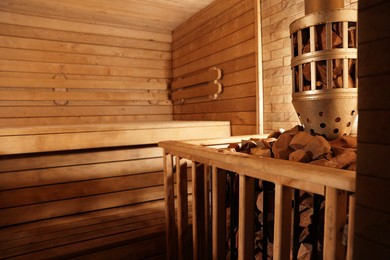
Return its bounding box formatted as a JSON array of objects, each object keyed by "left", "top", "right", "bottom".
[{"left": 0, "top": 121, "right": 230, "bottom": 259}]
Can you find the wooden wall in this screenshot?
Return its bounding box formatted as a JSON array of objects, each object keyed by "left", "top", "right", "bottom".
[
  {"left": 0, "top": 8, "right": 172, "bottom": 126},
  {"left": 172, "top": 0, "right": 259, "bottom": 136},
  {"left": 355, "top": 0, "right": 390, "bottom": 258}
]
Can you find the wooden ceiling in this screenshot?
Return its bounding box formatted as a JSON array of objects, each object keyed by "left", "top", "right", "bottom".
[{"left": 0, "top": 0, "right": 216, "bottom": 33}]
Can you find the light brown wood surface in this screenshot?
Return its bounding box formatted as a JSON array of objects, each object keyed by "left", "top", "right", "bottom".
[
  {"left": 172, "top": 0, "right": 259, "bottom": 135},
  {"left": 0, "top": 9, "right": 172, "bottom": 126}
]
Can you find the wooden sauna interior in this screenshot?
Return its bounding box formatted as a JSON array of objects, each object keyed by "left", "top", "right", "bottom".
[{"left": 0, "top": 0, "right": 389, "bottom": 259}]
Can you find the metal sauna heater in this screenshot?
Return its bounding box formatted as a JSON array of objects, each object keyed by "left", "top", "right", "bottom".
[{"left": 289, "top": 0, "right": 357, "bottom": 140}]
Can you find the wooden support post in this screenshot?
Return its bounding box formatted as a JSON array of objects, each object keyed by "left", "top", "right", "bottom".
[
  {"left": 204, "top": 164, "right": 211, "bottom": 260},
  {"left": 346, "top": 194, "right": 355, "bottom": 260},
  {"left": 163, "top": 151, "right": 176, "bottom": 260},
  {"left": 323, "top": 187, "right": 348, "bottom": 260},
  {"left": 292, "top": 189, "right": 300, "bottom": 260},
  {"left": 212, "top": 166, "right": 226, "bottom": 259},
  {"left": 176, "top": 157, "right": 188, "bottom": 260},
  {"left": 192, "top": 162, "right": 206, "bottom": 260},
  {"left": 238, "top": 175, "right": 254, "bottom": 260},
  {"left": 273, "top": 184, "right": 292, "bottom": 260}
]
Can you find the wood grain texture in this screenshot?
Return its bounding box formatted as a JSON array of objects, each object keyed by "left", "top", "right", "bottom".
[
  {"left": 172, "top": 0, "right": 258, "bottom": 136},
  {"left": 0, "top": 10, "right": 172, "bottom": 127},
  {"left": 0, "top": 0, "right": 215, "bottom": 33}
]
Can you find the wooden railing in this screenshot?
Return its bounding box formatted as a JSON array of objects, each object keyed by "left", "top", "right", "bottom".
[{"left": 159, "top": 136, "right": 356, "bottom": 260}]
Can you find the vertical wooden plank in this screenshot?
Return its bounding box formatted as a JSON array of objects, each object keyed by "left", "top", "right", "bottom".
[
  {"left": 323, "top": 187, "right": 348, "bottom": 260},
  {"left": 273, "top": 184, "right": 292, "bottom": 260},
  {"left": 254, "top": 0, "right": 263, "bottom": 134},
  {"left": 163, "top": 151, "right": 175, "bottom": 260},
  {"left": 310, "top": 26, "right": 316, "bottom": 91},
  {"left": 192, "top": 161, "right": 206, "bottom": 260},
  {"left": 191, "top": 161, "right": 199, "bottom": 260},
  {"left": 212, "top": 166, "right": 226, "bottom": 259},
  {"left": 326, "top": 23, "right": 333, "bottom": 89},
  {"left": 346, "top": 194, "right": 355, "bottom": 260},
  {"left": 176, "top": 156, "right": 188, "bottom": 260},
  {"left": 204, "top": 164, "right": 211, "bottom": 260},
  {"left": 238, "top": 175, "right": 254, "bottom": 260}
]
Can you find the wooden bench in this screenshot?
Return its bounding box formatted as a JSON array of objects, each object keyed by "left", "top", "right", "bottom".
[{"left": 0, "top": 121, "right": 230, "bottom": 259}]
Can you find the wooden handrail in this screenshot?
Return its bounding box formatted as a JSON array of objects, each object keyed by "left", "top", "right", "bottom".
[
  {"left": 160, "top": 140, "right": 356, "bottom": 193},
  {"left": 160, "top": 137, "right": 357, "bottom": 260}
]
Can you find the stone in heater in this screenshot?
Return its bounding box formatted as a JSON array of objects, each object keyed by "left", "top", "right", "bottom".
[
  {"left": 289, "top": 131, "right": 314, "bottom": 150},
  {"left": 304, "top": 135, "right": 331, "bottom": 160},
  {"left": 271, "top": 132, "right": 294, "bottom": 160},
  {"left": 289, "top": 149, "right": 311, "bottom": 163}
]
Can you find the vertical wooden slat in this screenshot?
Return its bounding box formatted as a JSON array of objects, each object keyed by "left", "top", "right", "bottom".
[
  {"left": 323, "top": 187, "right": 348, "bottom": 260},
  {"left": 192, "top": 162, "right": 206, "bottom": 260},
  {"left": 212, "top": 166, "right": 226, "bottom": 259},
  {"left": 191, "top": 161, "right": 199, "bottom": 260},
  {"left": 238, "top": 175, "right": 254, "bottom": 260},
  {"left": 326, "top": 23, "right": 333, "bottom": 89},
  {"left": 204, "top": 164, "right": 211, "bottom": 260},
  {"left": 292, "top": 189, "right": 300, "bottom": 260},
  {"left": 273, "top": 184, "right": 292, "bottom": 260},
  {"left": 163, "top": 151, "right": 175, "bottom": 260},
  {"left": 254, "top": 0, "right": 264, "bottom": 134},
  {"left": 346, "top": 194, "right": 355, "bottom": 260},
  {"left": 176, "top": 157, "right": 188, "bottom": 260},
  {"left": 310, "top": 26, "right": 316, "bottom": 91}
]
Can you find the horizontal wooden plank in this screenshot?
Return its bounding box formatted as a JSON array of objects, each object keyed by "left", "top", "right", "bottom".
[
  {"left": 0, "top": 114, "right": 173, "bottom": 127},
  {"left": 0, "top": 199, "right": 166, "bottom": 237},
  {"left": 0, "top": 211, "right": 166, "bottom": 250},
  {"left": 6, "top": 224, "right": 166, "bottom": 259},
  {"left": 359, "top": 75, "right": 390, "bottom": 110},
  {"left": 173, "top": 0, "right": 238, "bottom": 41},
  {"left": 173, "top": 8, "right": 255, "bottom": 60},
  {"left": 231, "top": 124, "right": 258, "bottom": 135},
  {"left": 174, "top": 96, "right": 256, "bottom": 114},
  {"left": 0, "top": 71, "right": 169, "bottom": 85},
  {"left": 0, "top": 11, "right": 171, "bottom": 42},
  {"left": 0, "top": 122, "right": 230, "bottom": 155},
  {"left": 0, "top": 59, "right": 170, "bottom": 79},
  {"left": 0, "top": 105, "right": 173, "bottom": 117},
  {"left": 173, "top": 0, "right": 251, "bottom": 49},
  {"left": 0, "top": 121, "right": 230, "bottom": 135},
  {"left": 1, "top": 219, "right": 165, "bottom": 258},
  {"left": 0, "top": 78, "right": 167, "bottom": 90},
  {"left": 159, "top": 140, "right": 355, "bottom": 193},
  {"left": 358, "top": 110, "right": 390, "bottom": 145},
  {"left": 72, "top": 235, "right": 165, "bottom": 260},
  {"left": 0, "top": 90, "right": 168, "bottom": 101},
  {"left": 355, "top": 205, "right": 390, "bottom": 248},
  {"left": 0, "top": 158, "right": 164, "bottom": 190},
  {"left": 173, "top": 38, "right": 256, "bottom": 77},
  {"left": 359, "top": 38, "right": 390, "bottom": 77},
  {"left": 218, "top": 82, "right": 256, "bottom": 100},
  {"left": 358, "top": 2, "right": 390, "bottom": 44},
  {"left": 0, "top": 186, "right": 165, "bottom": 227},
  {"left": 0, "top": 23, "right": 171, "bottom": 52},
  {"left": 356, "top": 175, "right": 390, "bottom": 212},
  {"left": 174, "top": 23, "right": 255, "bottom": 68},
  {"left": 354, "top": 234, "right": 390, "bottom": 260},
  {"left": 0, "top": 171, "right": 165, "bottom": 208},
  {"left": 172, "top": 69, "right": 221, "bottom": 90},
  {"left": 0, "top": 146, "right": 163, "bottom": 173},
  {"left": 0, "top": 45, "right": 171, "bottom": 68},
  {"left": 0, "top": 0, "right": 215, "bottom": 33},
  {"left": 173, "top": 111, "right": 256, "bottom": 125},
  {"left": 172, "top": 82, "right": 221, "bottom": 100},
  {"left": 221, "top": 67, "right": 257, "bottom": 87},
  {"left": 356, "top": 143, "right": 389, "bottom": 179}
]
